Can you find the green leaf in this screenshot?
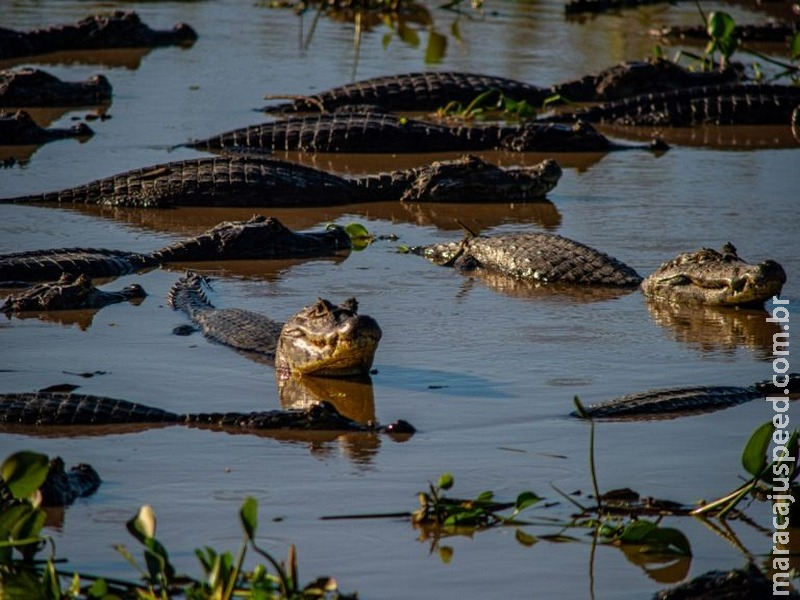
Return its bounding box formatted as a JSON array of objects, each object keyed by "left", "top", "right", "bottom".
[
  {"left": 1, "top": 451, "right": 49, "bottom": 500},
  {"left": 240, "top": 496, "right": 259, "bottom": 541},
  {"left": 397, "top": 22, "right": 420, "bottom": 48},
  {"left": 344, "top": 222, "right": 372, "bottom": 242},
  {"left": 515, "top": 491, "right": 541, "bottom": 512},
  {"left": 475, "top": 490, "right": 494, "bottom": 504},
  {"left": 742, "top": 421, "right": 774, "bottom": 477},
  {"left": 86, "top": 578, "right": 108, "bottom": 599},
  {"left": 572, "top": 396, "right": 589, "bottom": 419},
  {"left": 791, "top": 32, "right": 800, "bottom": 60},
  {"left": 424, "top": 30, "right": 447, "bottom": 65},
  {"left": 126, "top": 504, "right": 156, "bottom": 544},
  {"left": 617, "top": 520, "right": 657, "bottom": 543},
  {"left": 707, "top": 11, "right": 736, "bottom": 41},
  {"left": 515, "top": 529, "right": 538, "bottom": 546},
  {"left": 438, "top": 472, "right": 454, "bottom": 491},
  {"left": 640, "top": 526, "right": 692, "bottom": 556}
]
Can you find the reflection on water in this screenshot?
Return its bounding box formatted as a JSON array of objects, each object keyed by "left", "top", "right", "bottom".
[
  {"left": 1, "top": 300, "right": 145, "bottom": 330},
  {"left": 0, "top": 47, "right": 157, "bottom": 70},
  {"left": 278, "top": 373, "right": 377, "bottom": 423},
  {"left": 599, "top": 123, "right": 800, "bottom": 150},
  {"left": 68, "top": 197, "right": 563, "bottom": 235},
  {"left": 462, "top": 269, "right": 640, "bottom": 304},
  {"left": 645, "top": 299, "right": 783, "bottom": 360}
]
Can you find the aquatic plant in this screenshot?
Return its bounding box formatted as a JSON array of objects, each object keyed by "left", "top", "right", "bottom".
[{"left": 0, "top": 451, "right": 354, "bottom": 600}]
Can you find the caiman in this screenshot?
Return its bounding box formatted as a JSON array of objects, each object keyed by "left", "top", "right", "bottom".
[
  {"left": 0, "top": 215, "right": 351, "bottom": 283},
  {"left": 0, "top": 11, "right": 198, "bottom": 61},
  {"left": 263, "top": 60, "right": 739, "bottom": 113},
  {"left": 1, "top": 110, "right": 93, "bottom": 145},
  {"left": 188, "top": 110, "right": 665, "bottom": 153},
  {"left": 416, "top": 232, "right": 644, "bottom": 288},
  {"left": 0, "top": 393, "right": 415, "bottom": 435},
  {"left": 0, "top": 68, "right": 112, "bottom": 107},
  {"left": 418, "top": 236, "right": 785, "bottom": 306},
  {"left": 0, "top": 154, "right": 563, "bottom": 207},
  {"left": 1, "top": 272, "right": 145, "bottom": 313},
  {"left": 641, "top": 243, "right": 787, "bottom": 307},
  {"left": 0, "top": 456, "right": 101, "bottom": 509},
  {"left": 574, "top": 374, "right": 799, "bottom": 420},
  {"left": 654, "top": 563, "right": 800, "bottom": 599},
  {"left": 263, "top": 71, "right": 549, "bottom": 114},
  {"left": 546, "top": 83, "right": 800, "bottom": 126},
  {"left": 550, "top": 58, "right": 741, "bottom": 103},
  {"left": 168, "top": 271, "right": 382, "bottom": 377},
  {"left": 651, "top": 21, "right": 798, "bottom": 45}
]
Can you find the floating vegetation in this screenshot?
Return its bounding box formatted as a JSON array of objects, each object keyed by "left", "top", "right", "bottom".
[{"left": 0, "top": 451, "right": 354, "bottom": 599}]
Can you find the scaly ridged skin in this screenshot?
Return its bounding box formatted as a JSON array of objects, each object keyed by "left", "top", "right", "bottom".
[
  {"left": 263, "top": 71, "right": 548, "bottom": 114},
  {"left": 575, "top": 374, "right": 799, "bottom": 420},
  {"left": 0, "top": 155, "right": 566, "bottom": 207},
  {"left": 1, "top": 272, "right": 146, "bottom": 313},
  {"left": 655, "top": 564, "right": 800, "bottom": 600},
  {"left": 0, "top": 68, "right": 112, "bottom": 107},
  {"left": 0, "top": 216, "right": 350, "bottom": 283},
  {"left": 0, "top": 156, "right": 357, "bottom": 208},
  {"left": 641, "top": 243, "right": 786, "bottom": 306},
  {"left": 1, "top": 109, "right": 93, "bottom": 145},
  {"left": 189, "top": 110, "right": 638, "bottom": 154},
  {"left": 0, "top": 11, "right": 198, "bottom": 60},
  {"left": 551, "top": 59, "right": 741, "bottom": 103},
  {"left": 0, "top": 393, "right": 415, "bottom": 434},
  {"left": 352, "top": 155, "right": 562, "bottom": 202},
  {"left": 168, "top": 272, "right": 382, "bottom": 377},
  {"left": 549, "top": 84, "right": 800, "bottom": 126},
  {"left": 0, "top": 247, "right": 151, "bottom": 283},
  {"left": 421, "top": 233, "right": 643, "bottom": 287},
  {"left": 152, "top": 214, "right": 352, "bottom": 262}
]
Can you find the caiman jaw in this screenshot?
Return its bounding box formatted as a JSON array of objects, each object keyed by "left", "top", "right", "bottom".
[{"left": 276, "top": 299, "right": 382, "bottom": 377}]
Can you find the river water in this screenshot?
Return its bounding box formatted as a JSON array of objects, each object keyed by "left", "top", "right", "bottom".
[{"left": 0, "top": 0, "right": 798, "bottom": 598}]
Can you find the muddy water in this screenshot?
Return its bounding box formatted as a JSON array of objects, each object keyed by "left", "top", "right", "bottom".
[{"left": 0, "top": 0, "right": 798, "bottom": 598}]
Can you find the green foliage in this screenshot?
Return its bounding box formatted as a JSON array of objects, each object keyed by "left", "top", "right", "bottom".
[
  {"left": 601, "top": 520, "right": 692, "bottom": 556},
  {"left": 0, "top": 456, "right": 355, "bottom": 600},
  {"left": 413, "top": 472, "right": 541, "bottom": 528},
  {"left": 435, "top": 89, "right": 538, "bottom": 121}
]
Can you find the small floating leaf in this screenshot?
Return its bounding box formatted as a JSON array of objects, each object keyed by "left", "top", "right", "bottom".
[
  {"left": 438, "top": 472, "right": 454, "bottom": 491},
  {"left": 1, "top": 451, "right": 49, "bottom": 500},
  {"left": 515, "top": 491, "right": 541, "bottom": 512},
  {"left": 515, "top": 529, "right": 538, "bottom": 546}
]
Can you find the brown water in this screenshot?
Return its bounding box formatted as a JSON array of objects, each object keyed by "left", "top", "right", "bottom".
[{"left": 1, "top": 0, "right": 799, "bottom": 598}]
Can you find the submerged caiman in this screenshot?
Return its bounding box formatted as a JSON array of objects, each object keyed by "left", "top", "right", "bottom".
[
  {"left": 0, "top": 154, "right": 562, "bottom": 207},
  {"left": 573, "top": 373, "right": 799, "bottom": 420},
  {"left": 0, "top": 215, "right": 351, "bottom": 283},
  {"left": 546, "top": 83, "right": 800, "bottom": 126},
  {"left": 0, "top": 68, "right": 112, "bottom": 107},
  {"left": 188, "top": 110, "right": 665, "bottom": 154},
  {"left": 0, "top": 456, "right": 101, "bottom": 509},
  {"left": 0, "top": 393, "right": 415, "bottom": 435},
  {"left": 418, "top": 235, "right": 786, "bottom": 306},
  {"left": 169, "top": 271, "right": 382, "bottom": 377},
  {"left": 263, "top": 59, "right": 738, "bottom": 112},
  {"left": 1, "top": 272, "right": 145, "bottom": 313},
  {"left": 0, "top": 11, "right": 197, "bottom": 61},
  {"left": 1, "top": 110, "right": 93, "bottom": 145}
]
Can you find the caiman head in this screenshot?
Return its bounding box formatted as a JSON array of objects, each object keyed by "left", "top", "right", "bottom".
[
  {"left": 399, "top": 155, "right": 562, "bottom": 203},
  {"left": 641, "top": 243, "right": 786, "bottom": 306},
  {"left": 161, "top": 215, "right": 352, "bottom": 261},
  {"left": 275, "top": 298, "right": 382, "bottom": 378}
]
